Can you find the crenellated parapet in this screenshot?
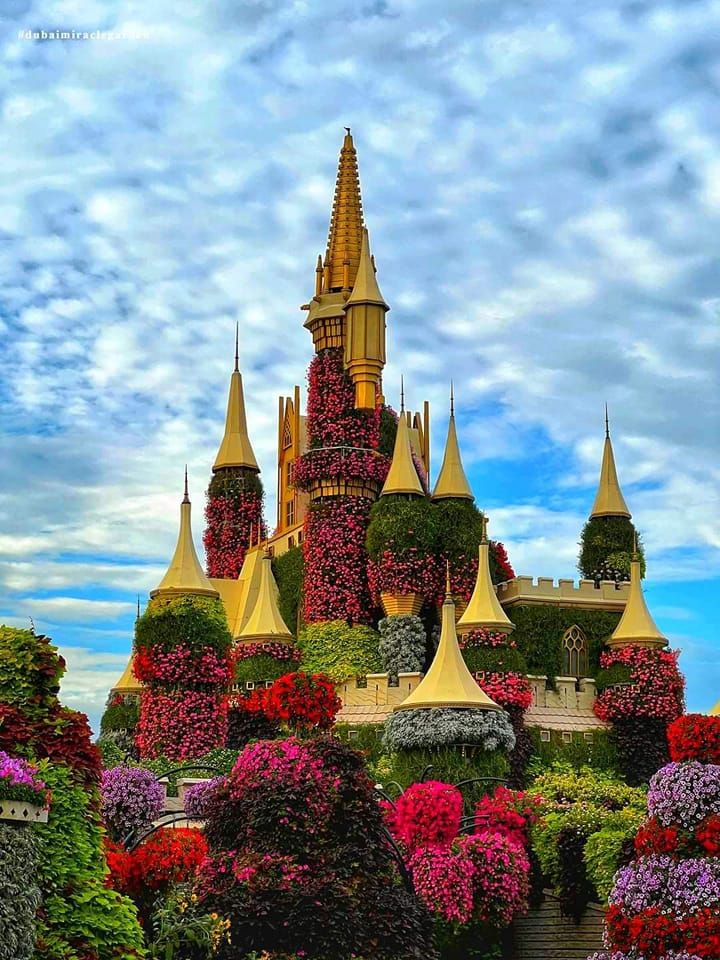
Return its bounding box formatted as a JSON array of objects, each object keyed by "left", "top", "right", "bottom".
[{"left": 498, "top": 576, "right": 630, "bottom": 612}]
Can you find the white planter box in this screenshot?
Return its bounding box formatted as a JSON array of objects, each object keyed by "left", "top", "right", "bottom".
[{"left": 0, "top": 799, "right": 48, "bottom": 824}]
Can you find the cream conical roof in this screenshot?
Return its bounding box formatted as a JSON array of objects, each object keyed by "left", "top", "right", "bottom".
[
  {"left": 457, "top": 534, "right": 514, "bottom": 635},
  {"left": 608, "top": 554, "right": 665, "bottom": 648},
  {"left": 151, "top": 474, "right": 219, "bottom": 600},
  {"left": 111, "top": 653, "right": 142, "bottom": 695},
  {"left": 237, "top": 552, "right": 293, "bottom": 643},
  {"left": 213, "top": 329, "right": 259, "bottom": 472},
  {"left": 432, "top": 390, "right": 473, "bottom": 501},
  {"left": 590, "top": 411, "right": 631, "bottom": 518},
  {"left": 381, "top": 394, "right": 424, "bottom": 497},
  {"left": 346, "top": 228, "right": 387, "bottom": 307},
  {"left": 396, "top": 581, "right": 500, "bottom": 712}
]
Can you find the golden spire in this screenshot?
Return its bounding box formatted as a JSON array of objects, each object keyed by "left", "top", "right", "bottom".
[
  {"left": 396, "top": 564, "right": 500, "bottom": 711},
  {"left": 213, "top": 325, "right": 259, "bottom": 473},
  {"left": 457, "top": 517, "right": 515, "bottom": 635},
  {"left": 323, "top": 128, "right": 364, "bottom": 293},
  {"left": 346, "top": 228, "right": 387, "bottom": 308},
  {"left": 381, "top": 382, "right": 424, "bottom": 496},
  {"left": 111, "top": 653, "right": 142, "bottom": 695},
  {"left": 608, "top": 537, "right": 665, "bottom": 648},
  {"left": 590, "top": 407, "right": 631, "bottom": 518},
  {"left": 431, "top": 384, "right": 474, "bottom": 501},
  {"left": 151, "top": 470, "right": 219, "bottom": 600},
  {"left": 237, "top": 551, "right": 293, "bottom": 643}
]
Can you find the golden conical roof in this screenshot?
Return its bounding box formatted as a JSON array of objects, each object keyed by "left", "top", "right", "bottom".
[
  {"left": 608, "top": 551, "right": 665, "bottom": 648},
  {"left": 237, "top": 552, "right": 293, "bottom": 643},
  {"left": 346, "top": 228, "right": 387, "bottom": 307},
  {"left": 111, "top": 653, "right": 142, "bottom": 695},
  {"left": 324, "top": 128, "right": 365, "bottom": 292},
  {"left": 590, "top": 410, "right": 631, "bottom": 518},
  {"left": 151, "top": 472, "right": 219, "bottom": 600},
  {"left": 213, "top": 327, "right": 259, "bottom": 472},
  {"left": 396, "top": 575, "right": 500, "bottom": 712},
  {"left": 709, "top": 699, "right": 720, "bottom": 716},
  {"left": 457, "top": 526, "right": 515, "bottom": 635},
  {"left": 431, "top": 387, "right": 473, "bottom": 501},
  {"left": 381, "top": 391, "right": 424, "bottom": 497}
]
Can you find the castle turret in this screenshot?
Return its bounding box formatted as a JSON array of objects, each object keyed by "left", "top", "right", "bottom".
[
  {"left": 457, "top": 518, "right": 515, "bottom": 635},
  {"left": 238, "top": 552, "right": 293, "bottom": 644},
  {"left": 213, "top": 326, "right": 259, "bottom": 472},
  {"left": 152, "top": 470, "right": 219, "bottom": 600},
  {"left": 381, "top": 384, "right": 424, "bottom": 497},
  {"left": 607, "top": 539, "right": 665, "bottom": 648},
  {"left": 431, "top": 385, "right": 473, "bottom": 501},
  {"left": 343, "top": 228, "right": 388, "bottom": 410},
  {"left": 590, "top": 407, "right": 631, "bottom": 519}
]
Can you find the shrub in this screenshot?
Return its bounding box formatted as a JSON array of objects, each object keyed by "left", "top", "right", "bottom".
[
  {"left": 100, "top": 765, "right": 166, "bottom": 843},
  {"left": 299, "top": 620, "right": 381, "bottom": 681},
  {"left": 273, "top": 546, "right": 305, "bottom": 636},
  {"left": 0, "top": 823, "right": 41, "bottom": 960},
  {"left": 234, "top": 642, "right": 301, "bottom": 684},
  {"left": 262, "top": 671, "right": 341, "bottom": 734},
  {"left": 226, "top": 698, "right": 280, "bottom": 748},
  {"left": 578, "top": 515, "right": 644, "bottom": 582},
  {"left": 611, "top": 715, "right": 671, "bottom": 786},
  {"left": 366, "top": 497, "right": 441, "bottom": 603},
  {"left": 184, "top": 776, "right": 225, "bottom": 819},
  {"left": 383, "top": 707, "right": 516, "bottom": 753},
  {"left": 0, "top": 750, "right": 48, "bottom": 805},
  {"left": 385, "top": 747, "right": 510, "bottom": 806},
  {"left": 668, "top": 714, "right": 720, "bottom": 764},
  {"left": 383, "top": 781, "right": 463, "bottom": 853},
  {"left": 204, "top": 466, "right": 265, "bottom": 580},
  {"left": 0, "top": 627, "right": 64, "bottom": 718},
  {"left": 378, "top": 615, "right": 427, "bottom": 679}
]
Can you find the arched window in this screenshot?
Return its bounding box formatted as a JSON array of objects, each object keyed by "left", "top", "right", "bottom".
[
  {"left": 283, "top": 421, "right": 292, "bottom": 449},
  {"left": 563, "top": 625, "right": 588, "bottom": 678}
]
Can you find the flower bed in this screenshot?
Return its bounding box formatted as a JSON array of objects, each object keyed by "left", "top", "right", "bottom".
[
  {"left": 594, "top": 645, "right": 685, "bottom": 723},
  {"left": 0, "top": 751, "right": 48, "bottom": 807}
]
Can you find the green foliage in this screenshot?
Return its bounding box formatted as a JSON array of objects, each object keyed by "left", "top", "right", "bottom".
[
  {"left": 135, "top": 596, "right": 232, "bottom": 656},
  {"left": 272, "top": 546, "right": 305, "bottom": 635},
  {"left": 141, "top": 748, "right": 240, "bottom": 795},
  {"left": 530, "top": 763, "right": 646, "bottom": 810},
  {"left": 0, "top": 626, "right": 63, "bottom": 717},
  {"left": 334, "top": 723, "right": 385, "bottom": 773},
  {"left": 510, "top": 604, "right": 621, "bottom": 679},
  {"left": 595, "top": 662, "right": 633, "bottom": 693},
  {"left": 578, "top": 515, "right": 645, "bottom": 580},
  {"left": 207, "top": 467, "right": 264, "bottom": 501},
  {"left": 430, "top": 501, "right": 507, "bottom": 585},
  {"left": 234, "top": 653, "right": 300, "bottom": 683},
  {"left": 99, "top": 737, "right": 130, "bottom": 768},
  {"left": 583, "top": 809, "right": 642, "bottom": 901},
  {"left": 384, "top": 747, "right": 509, "bottom": 807},
  {"left": 147, "top": 885, "right": 229, "bottom": 960},
  {"left": 101, "top": 700, "right": 139, "bottom": 733},
  {"left": 366, "top": 496, "right": 438, "bottom": 561},
  {"left": 33, "top": 761, "right": 145, "bottom": 960},
  {"left": 378, "top": 405, "right": 398, "bottom": 459},
  {"left": 462, "top": 644, "right": 528, "bottom": 674},
  {"left": 299, "top": 620, "right": 381, "bottom": 682},
  {"left": 527, "top": 727, "right": 619, "bottom": 776},
  {"left": 0, "top": 823, "right": 41, "bottom": 960}
]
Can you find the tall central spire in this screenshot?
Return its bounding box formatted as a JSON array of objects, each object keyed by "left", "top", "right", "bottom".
[
  {"left": 590, "top": 408, "right": 631, "bottom": 519},
  {"left": 213, "top": 325, "right": 259, "bottom": 473},
  {"left": 323, "top": 128, "right": 365, "bottom": 293}
]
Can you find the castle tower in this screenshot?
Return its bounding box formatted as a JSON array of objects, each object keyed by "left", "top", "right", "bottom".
[
  {"left": 431, "top": 385, "right": 473, "bottom": 502},
  {"left": 457, "top": 518, "right": 515, "bottom": 636},
  {"left": 204, "top": 327, "right": 266, "bottom": 580},
  {"left": 590, "top": 407, "right": 631, "bottom": 519}
]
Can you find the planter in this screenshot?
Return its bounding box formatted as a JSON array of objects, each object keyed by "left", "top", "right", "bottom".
[
  {"left": 381, "top": 592, "right": 424, "bottom": 617},
  {"left": 0, "top": 799, "right": 48, "bottom": 824}
]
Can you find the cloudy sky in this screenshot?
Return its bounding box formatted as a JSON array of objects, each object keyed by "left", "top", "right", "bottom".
[{"left": 1, "top": 0, "right": 718, "bottom": 734}]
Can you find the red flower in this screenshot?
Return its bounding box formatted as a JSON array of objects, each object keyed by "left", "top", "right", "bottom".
[
  {"left": 668, "top": 714, "right": 720, "bottom": 764},
  {"left": 262, "top": 672, "right": 341, "bottom": 734}
]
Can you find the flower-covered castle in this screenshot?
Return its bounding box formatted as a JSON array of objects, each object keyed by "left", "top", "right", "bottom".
[{"left": 107, "top": 131, "right": 684, "bottom": 785}]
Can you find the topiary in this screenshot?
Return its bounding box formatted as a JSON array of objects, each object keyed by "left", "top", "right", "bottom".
[
  {"left": 135, "top": 595, "right": 232, "bottom": 657},
  {"left": 378, "top": 615, "right": 427, "bottom": 680},
  {"left": 272, "top": 545, "right": 305, "bottom": 635},
  {"left": 298, "top": 620, "right": 381, "bottom": 682},
  {"left": 578, "top": 515, "right": 645, "bottom": 582}
]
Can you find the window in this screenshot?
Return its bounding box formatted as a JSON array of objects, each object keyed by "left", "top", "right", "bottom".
[
  {"left": 562, "top": 731, "right": 573, "bottom": 743},
  {"left": 540, "top": 730, "right": 551, "bottom": 743},
  {"left": 283, "top": 421, "right": 292, "bottom": 449},
  {"left": 355, "top": 676, "right": 367, "bottom": 689},
  {"left": 288, "top": 536, "right": 295, "bottom": 549},
  {"left": 246, "top": 681, "right": 255, "bottom": 690},
  {"left": 286, "top": 500, "right": 295, "bottom": 527},
  {"left": 347, "top": 729, "right": 359, "bottom": 740},
  {"left": 562, "top": 625, "right": 588, "bottom": 678},
  {"left": 286, "top": 461, "right": 294, "bottom": 486},
  {"left": 584, "top": 732, "right": 594, "bottom": 743}
]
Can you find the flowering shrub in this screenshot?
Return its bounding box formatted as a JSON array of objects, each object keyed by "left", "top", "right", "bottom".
[
  {"left": 366, "top": 496, "right": 441, "bottom": 604},
  {"left": 137, "top": 689, "right": 229, "bottom": 761},
  {"left": 204, "top": 467, "right": 265, "bottom": 580},
  {"left": 611, "top": 855, "right": 720, "bottom": 917},
  {"left": 134, "top": 643, "right": 233, "bottom": 687},
  {"left": 474, "top": 785, "right": 542, "bottom": 849},
  {"left": 473, "top": 670, "right": 533, "bottom": 711},
  {"left": 378, "top": 615, "right": 427, "bottom": 680},
  {"left": 305, "top": 348, "right": 379, "bottom": 450},
  {"left": 110, "top": 827, "right": 208, "bottom": 897},
  {"left": 302, "top": 495, "right": 376, "bottom": 623},
  {"left": 299, "top": 619, "right": 381, "bottom": 681},
  {"left": 669, "top": 714, "right": 720, "bottom": 764},
  {"left": 383, "top": 781, "right": 463, "bottom": 853},
  {"left": 384, "top": 706, "right": 516, "bottom": 753},
  {"left": 594, "top": 645, "right": 685, "bottom": 723},
  {"left": 410, "top": 831, "right": 529, "bottom": 927},
  {"left": 0, "top": 750, "right": 48, "bottom": 805},
  {"left": 367, "top": 548, "right": 443, "bottom": 603},
  {"left": 100, "top": 765, "right": 166, "bottom": 843},
  {"left": 292, "top": 445, "right": 389, "bottom": 489},
  {"left": 261, "top": 671, "right": 341, "bottom": 734},
  {"left": 184, "top": 776, "right": 225, "bottom": 819},
  {"left": 648, "top": 761, "right": 720, "bottom": 828}
]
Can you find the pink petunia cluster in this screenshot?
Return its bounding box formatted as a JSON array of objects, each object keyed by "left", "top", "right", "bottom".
[
  {"left": 383, "top": 781, "right": 463, "bottom": 854},
  {"left": 136, "top": 690, "right": 229, "bottom": 761},
  {"left": 595, "top": 646, "right": 685, "bottom": 723},
  {"left": 204, "top": 490, "right": 265, "bottom": 580},
  {"left": 134, "top": 644, "right": 233, "bottom": 687},
  {"left": 367, "top": 548, "right": 443, "bottom": 604}
]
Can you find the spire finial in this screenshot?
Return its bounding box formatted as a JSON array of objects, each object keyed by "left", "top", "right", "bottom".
[
  {"left": 445, "top": 559, "right": 452, "bottom": 599},
  {"left": 344, "top": 125, "right": 351, "bottom": 135},
  {"left": 480, "top": 513, "right": 489, "bottom": 543},
  {"left": 605, "top": 403, "right": 610, "bottom": 439},
  {"left": 183, "top": 465, "right": 189, "bottom": 503},
  {"left": 234, "top": 322, "right": 239, "bottom": 373},
  {"left": 400, "top": 375, "right": 405, "bottom": 413},
  {"left": 450, "top": 381, "right": 455, "bottom": 417},
  {"left": 136, "top": 594, "right": 140, "bottom": 621}
]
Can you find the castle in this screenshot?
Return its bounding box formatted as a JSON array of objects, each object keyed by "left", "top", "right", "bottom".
[{"left": 109, "top": 130, "right": 672, "bottom": 747}]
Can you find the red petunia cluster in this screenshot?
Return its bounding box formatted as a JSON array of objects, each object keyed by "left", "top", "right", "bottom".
[
  {"left": 134, "top": 644, "right": 233, "bottom": 688},
  {"left": 136, "top": 689, "right": 229, "bottom": 761},
  {"left": 241, "top": 671, "right": 341, "bottom": 735},
  {"left": 474, "top": 671, "right": 533, "bottom": 711},
  {"left": 383, "top": 781, "right": 463, "bottom": 854},
  {"left": 367, "top": 548, "right": 442, "bottom": 604},
  {"left": 474, "top": 786, "right": 542, "bottom": 849},
  {"left": 204, "top": 488, "right": 265, "bottom": 580},
  {"left": 106, "top": 827, "right": 208, "bottom": 897},
  {"left": 594, "top": 645, "right": 685, "bottom": 723},
  {"left": 668, "top": 714, "right": 720, "bottom": 764},
  {"left": 606, "top": 903, "right": 720, "bottom": 960}
]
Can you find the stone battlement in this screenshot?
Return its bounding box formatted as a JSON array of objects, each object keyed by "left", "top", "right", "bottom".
[{"left": 498, "top": 576, "right": 629, "bottom": 612}]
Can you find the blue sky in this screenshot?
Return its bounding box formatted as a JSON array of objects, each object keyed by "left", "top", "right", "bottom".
[{"left": 0, "top": 0, "right": 718, "bottom": 735}]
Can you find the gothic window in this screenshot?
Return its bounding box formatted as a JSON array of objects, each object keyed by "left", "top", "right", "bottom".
[
  {"left": 562, "top": 625, "right": 588, "bottom": 678},
  {"left": 283, "top": 420, "right": 292, "bottom": 449}
]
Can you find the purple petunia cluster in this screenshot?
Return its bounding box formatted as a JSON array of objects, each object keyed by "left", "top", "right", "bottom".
[
  {"left": 100, "top": 765, "right": 165, "bottom": 843},
  {"left": 647, "top": 761, "right": 720, "bottom": 828},
  {"left": 184, "top": 776, "right": 225, "bottom": 819},
  {"left": 610, "top": 855, "right": 720, "bottom": 918},
  {"left": 590, "top": 954, "right": 702, "bottom": 960},
  {"left": 0, "top": 750, "right": 47, "bottom": 803}
]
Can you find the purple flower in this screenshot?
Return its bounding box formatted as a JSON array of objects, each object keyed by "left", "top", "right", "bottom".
[
  {"left": 184, "top": 776, "right": 225, "bottom": 819},
  {"left": 647, "top": 761, "right": 720, "bottom": 828},
  {"left": 100, "top": 765, "right": 165, "bottom": 843},
  {"left": 610, "top": 854, "right": 720, "bottom": 918},
  {"left": 0, "top": 750, "right": 46, "bottom": 803}
]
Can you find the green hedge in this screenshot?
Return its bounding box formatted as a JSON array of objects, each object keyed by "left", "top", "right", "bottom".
[
  {"left": 207, "top": 467, "right": 264, "bottom": 501},
  {"left": 527, "top": 727, "right": 619, "bottom": 775},
  {"left": 298, "top": 621, "right": 381, "bottom": 682},
  {"left": 272, "top": 546, "right": 304, "bottom": 635},
  {"left": 100, "top": 699, "right": 139, "bottom": 734},
  {"left": 0, "top": 626, "right": 64, "bottom": 718},
  {"left": 234, "top": 653, "right": 300, "bottom": 684},
  {"left": 510, "top": 604, "right": 621, "bottom": 680},
  {"left": 0, "top": 823, "right": 40, "bottom": 960},
  {"left": 595, "top": 662, "right": 633, "bottom": 693},
  {"left": 579, "top": 515, "right": 645, "bottom": 580},
  {"left": 383, "top": 747, "right": 509, "bottom": 807},
  {"left": 135, "top": 595, "right": 232, "bottom": 656},
  {"left": 366, "top": 496, "right": 438, "bottom": 562},
  {"left": 462, "top": 645, "right": 528, "bottom": 674}
]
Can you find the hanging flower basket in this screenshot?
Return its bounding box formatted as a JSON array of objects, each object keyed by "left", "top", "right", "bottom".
[
  {"left": 381, "top": 592, "right": 424, "bottom": 617},
  {"left": 0, "top": 798, "right": 48, "bottom": 824}
]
